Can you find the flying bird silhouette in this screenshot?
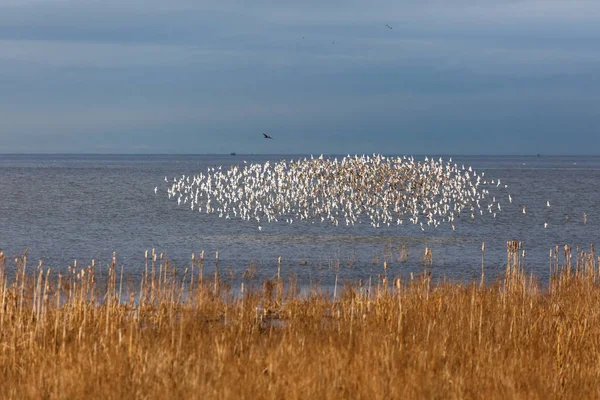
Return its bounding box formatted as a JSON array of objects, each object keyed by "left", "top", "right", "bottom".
[{"left": 263, "top": 133, "right": 273, "bottom": 139}]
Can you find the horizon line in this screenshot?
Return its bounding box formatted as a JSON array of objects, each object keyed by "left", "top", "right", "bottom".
[{"left": 1, "top": 152, "right": 600, "bottom": 157}]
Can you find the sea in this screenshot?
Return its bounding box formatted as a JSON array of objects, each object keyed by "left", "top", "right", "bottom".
[{"left": 2, "top": 154, "right": 600, "bottom": 287}]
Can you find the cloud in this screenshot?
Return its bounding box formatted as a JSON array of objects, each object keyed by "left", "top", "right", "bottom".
[
  {"left": 0, "top": 39, "right": 251, "bottom": 68},
  {"left": 1, "top": 1, "right": 599, "bottom": 75},
  {"left": 0, "top": 1, "right": 598, "bottom": 154}
]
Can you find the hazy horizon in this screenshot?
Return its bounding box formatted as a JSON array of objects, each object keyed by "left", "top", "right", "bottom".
[{"left": 2, "top": 152, "right": 599, "bottom": 157}]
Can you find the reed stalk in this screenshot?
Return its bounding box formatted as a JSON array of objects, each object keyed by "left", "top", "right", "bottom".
[{"left": 0, "top": 246, "right": 599, "bottom": 398}]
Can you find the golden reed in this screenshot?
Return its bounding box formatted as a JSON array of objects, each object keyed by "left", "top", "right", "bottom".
[{"left": 1, "top": 241, "right": 600, "bottom": 399}]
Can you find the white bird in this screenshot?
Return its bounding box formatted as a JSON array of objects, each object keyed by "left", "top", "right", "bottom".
[
  {"left": 544, "top": 222, "right": 548, "bottom": 228},
  {"left": 154, "top": 186, "right": 158, "bottom": 194},
  {"left": 546, "top": 200, "right": 550, "bottom": 207},
  {"left": 162, "top": 154, "right": 508, "bottom": 232}
]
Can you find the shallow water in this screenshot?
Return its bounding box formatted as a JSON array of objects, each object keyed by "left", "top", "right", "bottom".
[{"left": 1, "top": 154, "right": 599, "bottom": 285}]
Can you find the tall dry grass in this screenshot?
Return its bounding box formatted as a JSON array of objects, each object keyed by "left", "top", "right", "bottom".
[{"left": 1, "top": 242, "right": 600, "bottom": 399}]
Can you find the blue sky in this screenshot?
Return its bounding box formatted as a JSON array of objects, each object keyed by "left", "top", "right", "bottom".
[{"left": 0, "top": 0, "right": 599, "bottom": 154}]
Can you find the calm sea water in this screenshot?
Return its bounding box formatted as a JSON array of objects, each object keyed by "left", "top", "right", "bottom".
[{"left": 1, "top": 154, "right": 600, "bottom": 286}]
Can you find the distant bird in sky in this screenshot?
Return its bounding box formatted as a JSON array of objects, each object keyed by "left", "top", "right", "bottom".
[
  {"left": 546, "top": 200, "right": 551, "bottom": 207},
  {"left": 385, "top": 24, "right": 393, "bottom": 29},
  {"left": 154, "top": 186, "right": 158, "bottom": 194},
  {"left": 263, "top": 133, "right": 273, "bottom": 139}
]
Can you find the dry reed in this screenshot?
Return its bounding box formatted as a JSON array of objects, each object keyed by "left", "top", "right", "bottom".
[{"left": 1, "top": 242, "right": 600, "bottom": 399}]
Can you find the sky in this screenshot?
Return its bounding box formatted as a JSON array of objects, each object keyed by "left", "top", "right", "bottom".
[{"left": 0, "top": 0, "right": 599, "bottom": 155}]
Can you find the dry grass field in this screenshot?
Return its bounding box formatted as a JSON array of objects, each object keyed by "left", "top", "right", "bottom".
[{"left": 2, "top": 242, "right": 600, "bottom": 399}]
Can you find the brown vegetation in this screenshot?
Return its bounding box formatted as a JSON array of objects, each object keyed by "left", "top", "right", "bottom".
[{"left": 1, "top": 243, "right": 600, "bottom": 399}]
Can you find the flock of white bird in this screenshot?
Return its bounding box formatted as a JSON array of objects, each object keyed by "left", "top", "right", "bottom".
[{"left": 160, "top": 154, "right": 514, "bottom": 231}]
